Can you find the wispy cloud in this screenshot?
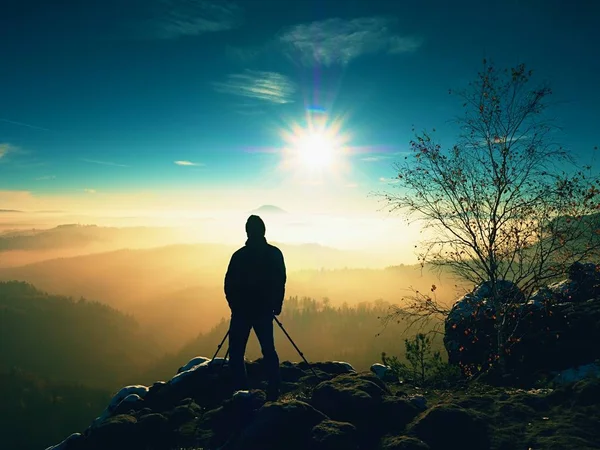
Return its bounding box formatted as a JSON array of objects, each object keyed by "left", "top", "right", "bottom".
[
  {"left": 225, "top": 45, "right": 262, "bottom": 63},
  {"left": 278, "top": 16, "right": 422, "bottom": 66},
  {"left": 213, "top": 70, "right": 297, "bottom": 104},
  {"left": 0, "top": 118, "right": 52, "bottom": 132},
  {"left": 84, "top": 188, "right": 97, "bottom": 194},
  {"left": 388, "top": 35, "right": 423, "bottom": 54},
  {"left": 360, "top": 150, "right": 410, "bottom": 162},
  {"left": 139, "top": 0, "right": 243, "bottom": 39},
  {"left": 174, "top": 160, "right": 204, "bottom": 166},
  {"left": 379, "top": 176, "right": 400, "bottom": 184},
  {"left": 81, "top": 158, "right": 128, "bottom": 167},
  {"left": 0, "top": 143, "right": 17, "bottom": 160},
  {"left": 362, "top": 156, "right": 392, "bottom": 162},
  {"left": 35, "top": 175, "right": 56, "bottom": 181}
]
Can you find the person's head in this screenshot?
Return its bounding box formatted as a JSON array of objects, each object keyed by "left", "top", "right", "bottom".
[{"left": 246, "top": 215, "right": 266, "bottom": 238}]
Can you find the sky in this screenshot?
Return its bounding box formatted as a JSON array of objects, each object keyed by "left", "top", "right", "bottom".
[{"left": 1, "top": 0, "right": 599, "bottom": 249}]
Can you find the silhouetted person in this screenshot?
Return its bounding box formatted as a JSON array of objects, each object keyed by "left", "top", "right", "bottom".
[{"left": 224, "top": 215, "right": 286, "bottom": 400}]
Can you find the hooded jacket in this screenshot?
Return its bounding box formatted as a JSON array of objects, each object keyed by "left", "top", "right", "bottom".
[{"left": 224, "top": 236, "right": 286, "bottom": 316}]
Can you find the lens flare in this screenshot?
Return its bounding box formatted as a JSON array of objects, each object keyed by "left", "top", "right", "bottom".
[{"left": 279, "top": 110, "right": 352, "bottom": 182}]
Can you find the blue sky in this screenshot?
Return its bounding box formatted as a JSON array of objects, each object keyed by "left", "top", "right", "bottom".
[{"left": 1, "top": 0, "right": 599, "bottom": 214}]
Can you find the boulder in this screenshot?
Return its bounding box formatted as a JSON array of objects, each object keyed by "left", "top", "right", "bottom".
[
  {"left": 168, "top": 402, "right": 202, "bottom": 428},
  {"left": 310, "top": 420, "right": 358, "bottom": 450},
  {"left": 195, "top": 389, "right": 267, "bottom": 449},
  {"left": 371, "top": 363, "right": 398, "bottom": 382},
  {"left": 552, "top": 362, "right": 600, "bottom": 385},
  {"left": 149, "top": 361, "right": 233, "bottom": 410},
  {"left": 311, "top": 373, "right": 389, "bottom": 426},
  {"left": 444, "top": 264, "right": 600, "bottom": 379},
  {"left": 379, "top": 397, "right": 422, "bottom": 432},
  {"left": 44, "top": 433, "right": 83, "bottom": 450},
  {"left": 136, "top": 413, "right": 170, "bottom": 448},
  {"left": 380, "top": 436, "right": 431, "bottom": 450},
  {"left": 279, "top": 361, "right": 309, "bottom": 382},
  {"left": 408, "top": 404, "right": 490, "bottom": 450},
  {"left": 112, "top": 394, "right": 145, "bottom": 416},
  {"left": 177, "top": 356, "right": 210, "bottom": 373},
  {"left": 107, "top": 385, "right": 149, "bottom": 413},
  {"left": 572, "top": 378, "right": 600, "bottom": 407},
  {"left": 509, "top": 298, "right": 600, "bottom": 377},
  {"left": 234, "top": 400, "right": 327, "bottom": 450},
  {"left": 87, "top": 414, "right": 139, "bottom": 448},
  {"left": 298, "top": 361, "right": 357, "bottom": 376}
]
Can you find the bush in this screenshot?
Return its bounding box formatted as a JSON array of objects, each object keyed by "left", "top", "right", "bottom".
[{"left": 382, "top": 333, "right": 461, "bottom": 387}]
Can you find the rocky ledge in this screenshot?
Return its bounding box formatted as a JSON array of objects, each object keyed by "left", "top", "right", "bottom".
[{"left": 47, "top": 358, "right": 600, "bottom": 450}]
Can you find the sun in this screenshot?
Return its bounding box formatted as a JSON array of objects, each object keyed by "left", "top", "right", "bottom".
[
  {"left": 279, "top": 112, "right": 350, "bottom": 176},
  {"left": 296, "top": 132, "right": 337, "bottom": 169}
]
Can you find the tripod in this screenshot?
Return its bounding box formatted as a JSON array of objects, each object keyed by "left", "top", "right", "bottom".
[{"left": 211, "top": 316, "right": 319, "bottom": 379}]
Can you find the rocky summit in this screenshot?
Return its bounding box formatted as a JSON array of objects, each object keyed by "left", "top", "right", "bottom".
[{"left": 46, "top": 357, "right": 600, "bottom": 450}]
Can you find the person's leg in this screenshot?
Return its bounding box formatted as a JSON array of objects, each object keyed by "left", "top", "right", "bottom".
[
  {"left": 253, "top": 314, "right": 280, "bottom": 400},
  {"left": 228, "top": 313, "right": 252, "bottom": 391}
]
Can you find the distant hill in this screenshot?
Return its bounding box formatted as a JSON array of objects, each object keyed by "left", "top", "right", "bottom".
[
  {"left": 0, "top": 242, "right": 462, "bottom": 349},
  {"left": 0, "top": 281, "right": 160, "bottom": 388},
  {"left": 0, "top": 209, "right": 23, "bottom": 213},
  {"left": 0, "top": 224, "right": 180, "bottom": 252},
  {"left": 250, "top": 204, "right": 287, "bottom": 215}
]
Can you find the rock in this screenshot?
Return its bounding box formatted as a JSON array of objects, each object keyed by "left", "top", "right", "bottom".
[
  {"left": 279, "top": 361, "right": 308, "bottom": 382},
  {"left": 137, "top": 413, "right": 170, "bottom": 447},
  {"left": 298, "top": 361, "right": 356, "bottom": 376},
  {"left": 107, "top": 385, "right": 149, "bottom": 413},
  {"left": 311, "top": 373, "right": 389, "bottom": 426},
  {"left": 234, "top": 400, "right": 327, "bottom": 450},
  {"left": 151, "top": 361, "right": 233, "bottom": 410},
  {"left": 406, "top": 395, "right": 427, "bottom": 411},
  {"left": 510, "top": 298, "right": 600, "bottom": 377},
  {"left": 444, "top": 264, "right": 600, "bottom": 379},
  {"left": 371, "top": 363, "right": 398, "bottom": 382},
  {"left": 112, "top": 393, "right": 144, "bottom": 416},
  {"left": 194, "top": 389, "right": 267, "bottom": 449},
  {"left": 169, "top": 402, "right": 202, "bottom": 428},
  {"left": 331, "top": 361, "right": 356, "bottom": 372},
  {"left": 231, "top": 389, "right": 267, "bottom": 411},
  {"left": 409, "top": 404, "right": 490, "bottom": 450},
  {"left": 310, "top": 420, "right": 358, "bottom": 450},
  {"left": 87, "top": 414, "right": 138, "bottom": 447},
  {"left": 177, "top": 356, "right": 210, "bottom": 373},
  {"left": 548, "top": 279, "right": 580, "bottom": 303},
  {"left": 552, "top": 362, "right": 600, "bottom": 385},
  {"left": 572, "top": 378, "right": 600, "bottom": 407},
  {"left": 472, "top": 279, "right": 524, "bottom": 304},
  {"left": 44, "top": 433, "right": 83, "bottom": 450},
  {"left": 380, "top": 397, "right": 422, "bottom": 432},
  {"left": 444, "top": 292, "right": 497, "bottom": 376},
  {"left": 380, "top": 435, "right": 431, "bottom": 450}
]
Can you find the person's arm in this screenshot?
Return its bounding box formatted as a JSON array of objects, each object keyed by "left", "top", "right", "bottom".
[
  {"left": 272, "top": 249, "right": 286, "bottom": 315},
  {"left": 224, "top": 253, "right": 240, "bottom": 311}
]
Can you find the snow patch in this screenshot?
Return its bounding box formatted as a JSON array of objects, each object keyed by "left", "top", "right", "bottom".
[
  {"left": 178, "top": 356, "right": 211, "bottom": 373},
  {"left": 44, "top": 433, "right": 82, "bottom": 450}
]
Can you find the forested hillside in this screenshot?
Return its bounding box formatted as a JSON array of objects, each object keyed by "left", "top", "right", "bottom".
[{"left": 0, "top": 281, "right": 160, "bottom": 389}]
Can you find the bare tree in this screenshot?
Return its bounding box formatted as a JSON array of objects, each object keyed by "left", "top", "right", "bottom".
[{"left": 378, "top": 61, "right": 600, "bottom": 368}]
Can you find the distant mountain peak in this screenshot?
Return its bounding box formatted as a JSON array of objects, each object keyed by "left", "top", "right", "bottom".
[{"left": 250, "top": 205, "right": 287, "bottom": 215}]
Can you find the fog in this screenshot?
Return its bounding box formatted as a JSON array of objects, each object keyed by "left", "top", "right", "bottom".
[{"left": 0, "top": 209, "right": 463, "bottom": 350}]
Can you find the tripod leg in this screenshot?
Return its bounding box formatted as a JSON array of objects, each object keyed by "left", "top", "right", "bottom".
[
  {"left": 219, "top": 347, "right": 229, "bottom": 374},
  {"left": 212, "top": 329, "right": 230, "bottom": 361},
  {"left": 273, "top": 316, "right": 320, "bottom": 380}
]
